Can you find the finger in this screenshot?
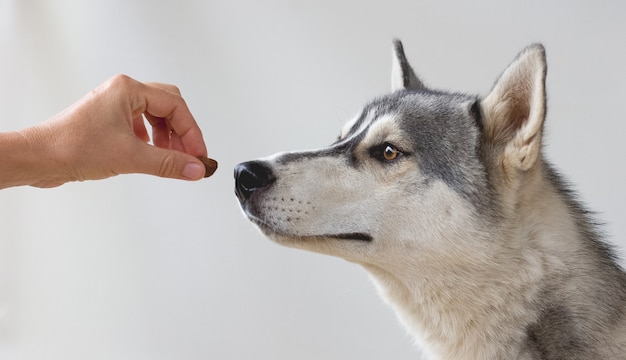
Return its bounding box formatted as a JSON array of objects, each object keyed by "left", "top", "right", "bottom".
[
  {"left": 144, "top": 112, "right": 186, "bottom": 152},
  {"left": 145, "top": 82, "right": 182, "bottom": 96},
  {"left": 137, "top": 83, "right": 207, "bottom": 157},
  {"left": 169, "top": 130, "right": 185, "bottom": 153},
  {"left": 145, "top": 113, "right": 171, "bottom": 149},
  {"left": 128, "top": 141, "right": 210, "bottom": 180},
  {"left": 132, "top": 114, "right": 151, "bottom": 143}
]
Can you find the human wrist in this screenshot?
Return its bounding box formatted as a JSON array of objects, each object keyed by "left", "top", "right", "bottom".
[
  {"left": 0, "top": 124, "right": 71, "bottom": 189},
  {"left": 0, "top": 130, "right": 39, "bottom": 188}
]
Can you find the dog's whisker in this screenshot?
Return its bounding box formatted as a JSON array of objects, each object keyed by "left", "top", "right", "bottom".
[{"left": 233, "top": 40, "right": 626, "bottom": 359}]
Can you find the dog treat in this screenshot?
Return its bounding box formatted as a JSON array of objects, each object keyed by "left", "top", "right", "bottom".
[{"left": 197, "top": 156, "right": 218, "bottom": 177}]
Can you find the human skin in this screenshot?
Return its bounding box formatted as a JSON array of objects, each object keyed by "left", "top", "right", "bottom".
[{"left": 0, "top": 74, "right": 214, "bottom": 189}]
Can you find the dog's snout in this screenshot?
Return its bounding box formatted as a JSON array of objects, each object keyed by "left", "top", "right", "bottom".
[{"left": 234, "top": 161, "right": 276, "bottom": 202}]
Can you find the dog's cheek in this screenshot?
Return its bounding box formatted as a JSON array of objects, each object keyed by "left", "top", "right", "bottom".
[{"left": 373, "top": 181, "right": 471, "bottom": 253}]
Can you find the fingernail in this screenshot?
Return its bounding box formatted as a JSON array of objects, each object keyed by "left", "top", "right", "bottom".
[{"left": 182, "top": 163, "right": 205, "bottom": 180}]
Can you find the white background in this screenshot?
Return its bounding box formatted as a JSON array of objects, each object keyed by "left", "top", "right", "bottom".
[{"left": 1, "top": 1, "right": 625, "bottom": 359}]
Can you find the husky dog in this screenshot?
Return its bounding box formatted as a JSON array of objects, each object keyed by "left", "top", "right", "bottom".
[{"left": 234, "top": 40, "right": 626, "bottom": 359}]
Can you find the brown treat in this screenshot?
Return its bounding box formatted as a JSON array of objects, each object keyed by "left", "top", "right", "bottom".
[{"left": 197, "top": 156, "right": 218, "bottom": 177}]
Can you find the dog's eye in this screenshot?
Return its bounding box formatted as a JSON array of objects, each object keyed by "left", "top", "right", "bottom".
[
  {"left": 371, "top": 143, "right": 403, "bottom": 162},
  {"left": 383, "top": 145, "right": 399, "bottom": 161}
]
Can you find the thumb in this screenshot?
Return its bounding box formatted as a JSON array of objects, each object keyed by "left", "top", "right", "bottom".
[{"left": 133, "top": 144, "right": 209, "bottom": 180}]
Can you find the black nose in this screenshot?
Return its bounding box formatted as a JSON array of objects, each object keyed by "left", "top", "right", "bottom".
[{"left": 234, "top": 161, "right": 276, "bottom": 202}]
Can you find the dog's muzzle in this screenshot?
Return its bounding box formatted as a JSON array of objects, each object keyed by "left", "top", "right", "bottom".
[
  {"left": 234, "top": 161, "right": 276, "bottom": 202},
  {"left": 234, "top": 160, "right": 373, "bottom": 242}
]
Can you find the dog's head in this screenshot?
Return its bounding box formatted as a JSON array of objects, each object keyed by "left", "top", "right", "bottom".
[{"left": 234, "top": 40, "right": 546, "bottom": 268}]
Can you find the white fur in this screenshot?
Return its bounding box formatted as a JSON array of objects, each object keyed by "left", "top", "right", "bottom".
[{"left": 237, "top": 42, "right": 626, "bottom": 359}]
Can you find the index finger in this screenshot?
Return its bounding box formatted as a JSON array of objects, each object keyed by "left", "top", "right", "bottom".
[{"left": 133, "top": 81, "right": 208, "bottom": 157}]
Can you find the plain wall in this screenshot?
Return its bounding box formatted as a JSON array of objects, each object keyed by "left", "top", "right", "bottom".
[{"left": 1, "top": 1, "right": 625, "bottom": 359}]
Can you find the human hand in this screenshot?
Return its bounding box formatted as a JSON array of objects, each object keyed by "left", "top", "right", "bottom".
[{"left": 4, "top": 75, "right": 215, "bottom": 188}]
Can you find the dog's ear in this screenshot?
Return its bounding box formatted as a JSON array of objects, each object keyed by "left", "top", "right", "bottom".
[
  {"left": 481, "top": 44, "right": 547, "bottom": 172},
  {"left": 391, "top": 39, "right": 425, "bottom": 91}
]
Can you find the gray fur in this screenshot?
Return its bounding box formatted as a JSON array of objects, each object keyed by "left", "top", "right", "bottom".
[
  {"left": 234, "top": 41, "right": 626, "bottom": 359},
  {"left": 357, "top": 91, "right": 490, "bottom": 205}
]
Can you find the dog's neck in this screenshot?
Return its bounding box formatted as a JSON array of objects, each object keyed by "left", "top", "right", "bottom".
[
  {"left": 360, "top": 163, "right": 579, "bottom": 359},
  {"left": 362, "top": 248, "right": 542, "bottom": 359}
]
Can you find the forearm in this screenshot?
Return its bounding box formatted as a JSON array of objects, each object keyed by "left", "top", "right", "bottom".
[{"left": 0, "top": 125, "right": 67, "bottom": 189}]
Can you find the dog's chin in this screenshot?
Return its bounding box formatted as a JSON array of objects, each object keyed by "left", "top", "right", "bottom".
[{"left": 249, "top": 217, "right": 372, "bottom": 243}]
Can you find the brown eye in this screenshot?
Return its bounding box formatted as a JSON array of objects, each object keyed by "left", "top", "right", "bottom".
[
  {"left": 370, "top": 143, "right": 404, "bottom": 162},
  {"left": 383, "top": 145, "right": 399, "bottom": 161}
]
